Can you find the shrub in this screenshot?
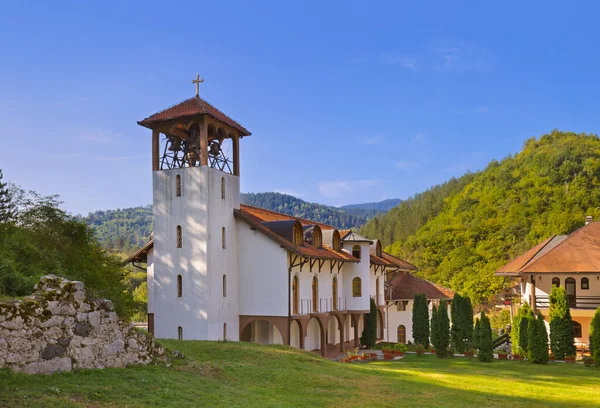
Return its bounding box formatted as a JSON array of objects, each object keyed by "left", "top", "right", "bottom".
[
  {"left": 528, "top": 311, "right": 549, "bottom": 364},
  {"left": 549, "top": 286, "right": 575, "bottom": 360},
  {"left": 511, "top": 302, "right": 533, "bottom": 355},
  {"left": 415, "top": 344, "right": 426, "bottom": 356},
  {"left": 412, "top": 293, "right": 430, "bottom": 349},
  {"left": 360, "top": 297, "right": 377, "bottom": 348},
  {"left": 478, "top": 311, "right": 494, "bottom": 362},
  {"left": 583, "top": 356, "right": 594, "bottom": 367},
  {"left": 451, "top": 293, "right": 474, "bottom": 353},
  {"left": 394, "top": 343, "right": 407, "bottom": 353},
  {"left": 433, "top": 301, "right": 450, "bottom": 358},
  {"left": 473, "top": 317, "right": 481, "bottom": 350},
  {"left": 589, "top": 307, "right": 600, "bottom": 362}
]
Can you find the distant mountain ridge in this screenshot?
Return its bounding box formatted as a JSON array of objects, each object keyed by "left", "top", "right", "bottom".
[{"left": 85, "top": 193, "right": 400, "bottom": 251}]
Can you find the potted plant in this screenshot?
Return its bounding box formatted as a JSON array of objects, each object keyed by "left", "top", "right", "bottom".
[
  {"left": 565, "top": 354, "right": 576, "bottom": 363},
  {"left": 369, "top": 352, "right": 378, "bottom": 359},
  {"left": 549, "top": 352, "right": 556, "bottom": 361},
  {"left": 429, "top": 346, "right": 436, "bottom": 355},
  {"left": 382, "top": 346, "right": 394, "bottom": 360},
  {"left": 496, "top": 350, "right": 508, "bottom": 360},
  {"left": 415, "top": 344, "right": 426, "bottom": 357},
  {"left": 465, "top": 348, "right": 475, "bottom": 358},
  {"left": 393, "top": 343, "right": 407, "bottom": 356},
  {"left": 512, "top": 351, "right": 523, "bottom": 361}
]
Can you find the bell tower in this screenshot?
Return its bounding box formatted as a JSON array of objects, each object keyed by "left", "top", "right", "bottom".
[{"left": 138, "top": 76, "right": 251, "bottom": 340}]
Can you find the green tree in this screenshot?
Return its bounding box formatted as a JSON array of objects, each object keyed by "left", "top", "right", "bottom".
[
  {"left": 412, "top": 293, "right": 430, "bottom": 348},
  {"left": 433, "top": 301, "right": 450, "bottom": 357},
  {"left": 451, "top": 294, "right": 473, "bottom": 353},
  {"left": 478, "top": 311, "right": 494, "bottom": 362},
  {"left": 473, "top": 318, "right": 481, "bottom": 350},
  {"left": 511, "top": 302, "right": 533, "bottom": 355},
  {"left": 0, "top": 170, "right": 14, "bottom": 223},
  {"left": 589, "top": 307, "right": 600, "bottom": 362},
  {"left": 528, "top": 311, "right": 549, "bottom": 364},
  {"left": 360, "top": 297, "right": 377, "bottom": 348},
  {"left": 549, "top": 286, "right": 576, "bottom": 360}
]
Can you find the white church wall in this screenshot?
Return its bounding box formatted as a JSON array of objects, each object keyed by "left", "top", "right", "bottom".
[
  {"left": 387, "top": 301, "right": 414, "bottom": 343},
  {"left": 237, "top": 219, "right": 288, "bottom": 317},
  {"left": 342, "top": 242, "right": 371, "bottom": 312}
]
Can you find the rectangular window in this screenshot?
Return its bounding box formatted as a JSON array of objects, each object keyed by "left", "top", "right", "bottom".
[
  {"left": 176, "top": 174, "right": 182, "bottom": 197},
  {"left": 397, "top": 301, "right": 406, "bottom": 311}
]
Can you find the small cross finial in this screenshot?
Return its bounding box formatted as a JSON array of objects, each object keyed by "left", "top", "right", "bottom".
[{"left": 192, "top": 73, "right": 204, "bottom": 98}]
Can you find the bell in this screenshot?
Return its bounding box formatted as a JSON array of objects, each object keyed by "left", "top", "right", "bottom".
[
  {"left": 209, "top": 141, "right": 221, "bottom": 156},
  {"left": 168, "top": 138, "right": 181, "bottom": 152}
]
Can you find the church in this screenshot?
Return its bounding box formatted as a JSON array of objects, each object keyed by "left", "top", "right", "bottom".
[{"left": 126, "top": 78, "right": 452, "bottom": 356}]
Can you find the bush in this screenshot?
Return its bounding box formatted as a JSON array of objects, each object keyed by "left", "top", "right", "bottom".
[
  {"left": 394, "top": 343, "right": 407, "bottom": 353},
  {"left": 528, "top": 311, "right": 549, "bottom": 364},
  {"left": 360, "top": 297, "right": 377, "bottom": 348},
  {"left": 583, "top": 356, "right": 594, "bottom": 367},
  {"left": 412, "top": 293, "right": 430, "bottom": 349},
  {"left": 478, "top": 311, "right": 494, "bottom": 362},
  {"left": 549, "top": 286, "right": 575, "bottom": 360},
  {"left": 432, "top": 301, "right": 450, "bottom": 358},
  {"left": 415, "top": 344, "right": 426, "bottom": 356},
  {"left": 511, "top": 302, "right": 533, "bottom": 355},
  {"left": 451, "top": 293, "right": 473, "bottom": 353},
  {"left": 589, "top": 307, "right": 600, "bottom": 362}
]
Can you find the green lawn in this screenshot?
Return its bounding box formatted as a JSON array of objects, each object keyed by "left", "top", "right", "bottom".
[{"left": 2, "top": 341, "right": 600, "bottom": 407}]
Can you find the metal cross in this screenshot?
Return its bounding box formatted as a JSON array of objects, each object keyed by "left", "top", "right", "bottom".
[{"left": 192, "top": 73, "right": 204, "bottom": 98}]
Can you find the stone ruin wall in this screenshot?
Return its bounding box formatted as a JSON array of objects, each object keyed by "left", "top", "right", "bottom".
[{"left": 0, "top": 275, "right": 159, "bottom": 374}]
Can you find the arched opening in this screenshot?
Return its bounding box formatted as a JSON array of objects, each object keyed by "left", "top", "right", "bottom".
[
  {"left": 290, "top": 320, "right": 301, "bottom": 348},
  {"left": 222, "top": 274, "right": 227, "bottom": 297},
  {"left": 352, "top": 277, "right": 362, "bottom": 297},
  {"left": 565, "top": 277, "right": 576, "bottom": 308},
  {"left": 573, "top": 321, "right": 582, "bottom": 337},
  {"left": 312, "top": 276, "right": 319, "bottom": 313},
  {"left": 175, "top": 174, "right": 182, "bottom": 197},
  {"left": 332, "top": 230, "right": 341, "bottom": 251},
  {"left": 240, "top": 320, "right": 284, "bottom": 345},
  {"left": 377, "top": 309, "right": 384, "bottom": 339},
  {"left": 223, "top": 323, "right": 227, "bottom": 340},
  {"left": 582, "top": 277, "right": 590, "bottom": 290},
  {"left": 292, "top": 275, "right": 299, "bottom": 314},
  {"left": 177, "top": 274, "right": 182, "bottom": 298},
  {"left": 221, "top": 177, "right": 225, "bottom": 199},
  {"left": 327, "top": 316, "right": 338, "bottom": 347},
  {"left": 222, "top": 227, "right": 226, "bottom": 249},
  {"left": 376, "top": 277, "right": 380, "bottom": 305},
  {"left": 552, "top": 277, "right": 560, "bottom": 287},
  {"left": 332, "top": 276, "right": 338, "bottom": 311},
  {"left": 397, "top": 325, "right": 406, "bottom": 344},
  {"left": 306, "top": 317, "right": 322, "bottom": 352},
  {"left": 178, "top": 326, "right": 183, "bottom": 340},
  {"left": 177, "top": 225, "right": 182, "bottom": 248},
  {"left": 293, "top": 222, "right": 303, "bottom": 245},
  {"left": 352, "top": 245, "right": 361, "bottom": 259}
]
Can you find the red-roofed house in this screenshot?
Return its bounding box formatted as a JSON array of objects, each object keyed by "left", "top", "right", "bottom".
[{"left": 495, "top": 217, "right": 600, "bottom": 345}]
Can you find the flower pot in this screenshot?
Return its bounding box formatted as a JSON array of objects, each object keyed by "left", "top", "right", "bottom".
[
  {"left": 369, "top": 353, "right": 378, "bottom": 359},
  {"left": 565, "top": 357, "right": 576, "bottom": 363},
  {"left": 497, "top": 353, "right": 508, "bottom": 360},
  {"left": 512, "top": 354, "right": 522, "bottom": 361},
  {"left": 430, "top": 349, "right": 436, "bottom": 354},
  {"left": 383, "top": 351, "right": 393, "bottom": 360},
  {"left": 393, "top": 351, "right": 404, "bottom": 356}
]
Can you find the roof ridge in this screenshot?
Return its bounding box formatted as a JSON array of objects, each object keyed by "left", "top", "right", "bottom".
[
  {"left": 521, "top": 224, "right": 591, "bottom": 272},
  {"left": 515, "top": 235, "right": 557, "bottom": 271},
  {"left": 240, "top": 204, "right": 335, "bottom": 229},
  {"left": 140, "top": 96, "right": 198, "bottom": 122}
]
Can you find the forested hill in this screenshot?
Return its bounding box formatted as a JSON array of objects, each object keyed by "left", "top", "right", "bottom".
[
  {"left": 85, "top": 194, "right": 400, "bottom": 251},
  {"left": 361, "top": 131, "right": 600, "bottom": 304}
]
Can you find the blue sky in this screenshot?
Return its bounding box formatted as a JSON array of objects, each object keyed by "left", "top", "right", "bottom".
[{"left": 2, "top": 1, "right": 600, "bottom": 215}]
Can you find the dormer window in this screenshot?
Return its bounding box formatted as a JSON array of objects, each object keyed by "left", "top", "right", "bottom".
[
  {"left": 352, "top": 245, "right": 361, "bottom": 259},
  {"left": 376, "top": 241, "right": 382, "bottom": 257},
  {"left": 332, "top": 230, "right": 341, "bottom": 251},
  {"left": 293, "top": 222, "right": 303, "bottom": 245},
  {"left": 313, "top": 226, "right": 322, "bottom": 249}
]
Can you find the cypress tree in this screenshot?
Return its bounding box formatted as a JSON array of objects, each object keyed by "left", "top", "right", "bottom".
[
  {"left": 519, "top": 304, "right": 534, "bottom": 355},
  {"left": 590, "top": 307, "right": 600, "bottom": 362},
  {"left": 451, "top": 294, "right": 464, "bottom": 353},
  {"left": 430, "top": 303, "right": 439, "bottom": 351},
  {"left": 434, "top": 301, "right": 450, "bottom": 357},
  {"left": 528, "top": 311, "right": 549, "bottom": 364},
  {"left": 549, "top": 286, "right": 576, "bottom": 360},
  {"left": 478, "top": 311, "right": 494, "bottom": 362},
  {"left": 412, "top": 293, "right": 429, "bottom": 348},
  {"left": 462, "top": 296, "right": 474, "bottom": 351},
  {"left": 0, "top": 169, "right": 14, "bottom": 223},
  {"left": 473, "top": 318, "right": 481, "bottom": 350},
  {"left": 360, "top": 297, "right": 377, "bottom": 348},
  {"left": 511, "top": 302, "right": 532, "bottom": 356}
]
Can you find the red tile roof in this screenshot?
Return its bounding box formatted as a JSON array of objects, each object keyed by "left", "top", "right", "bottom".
[
  {"left": 496, "top": 222, "right": 600, "bottom": 275},
  {"left": 240, "top": 204, "right": 335, "bottom": 230},
  {"left": 138, "top": 97, "right": 251, "bottom": 136},
  {"left": 387, "top": 272, "right": 454, "bottom": 301},
  {"left": 381, "top": 252, "right": 418, "bottom": 271},
  {"left": 124, "top": 239, "right": 154, "bottom": 264}
]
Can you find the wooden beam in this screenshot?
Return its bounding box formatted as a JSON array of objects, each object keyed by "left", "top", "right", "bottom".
[
  {"left": 200, "top": 119, "right": 208, "bottom": 166},
  {"left": 152, "top": 129, "right": 160, "bottom": 171},
  {"left": 318, "top": 259, "right": 325, "bottom": 273}
]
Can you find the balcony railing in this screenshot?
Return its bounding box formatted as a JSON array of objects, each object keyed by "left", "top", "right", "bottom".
[
  {"left": 293, "top": 297, "right": 347, "bottom": 315},
  {"left": 535, "top": 295, "right": 600, "bottom": 310}
]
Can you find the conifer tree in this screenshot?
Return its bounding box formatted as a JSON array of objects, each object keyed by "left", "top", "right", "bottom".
[
  {"left": 462, "top": 296, "right": 474, "bottom": 350},
  {"left": 518, "top": 304, "right": 534, "bottom": 355},
  {"left": 412, "top": 293, "right": 429, "bottom": 348},
  {"left": 473, "top": 318, "right": 481, "bottom": 350},
  {"left": 549, "top": 286, "right": 576, "bottom": 360},
  {"left": 528, "top": 311, "right": 549, "bottom": 364},
  {"left": 451, "top": 293, "right": 463, "bottom": 352},
  {"left": 0, "top": 169, "right": 14, "bottom": 223},
  {"left": 434, "top": 301, "right": 450, "bottom": 357},
  {"left": 430, "top": 303, "right": 438, "bottom": 351},
  {"left": 589, "top": 307, "right": 600, "bottom": 362},
  {"left": 360, "top": 297, "right": 377, "bottom": 348},
  {"left": 478, "top": 311, "right": 494, "bottom": 362}
]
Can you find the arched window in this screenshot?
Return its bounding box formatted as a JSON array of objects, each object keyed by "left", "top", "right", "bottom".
[
  {"left": 223, "top": 322, "right": 227, "bottom": 340},
  {"left": 352, "top": 245, "right": 361, "bottom": 259},
  {"left": 352, "top": 277, "right": 362, "bottom": 297},
  {"left": 332, "top": 276, "right": 338, "bottom": 311},
  {"left": 177, "top": 274, "right": 182, "bottom": 298},
  {"left": 312, "top": 276, "right": 318, "bottom": 313},
  {"left": 582, "top": 277, "right": 590, "bottom": 290},
  {"left": 313, "top": 227, "right": 322, "bottom": 248},
  {"left": 222, "top": 274, "right": 227, "bottom": 297},
  {"left": 566, "top": 277, "right": 576, "bottom": 307},
  {"left": 176, "top": 174, "right": 182, "bottom": 197},
  {"left": 552, "top": 277, "right": 560, "bottom": 287},
  {"left": 573, "top": 321, "right": 582, "bottom": 337},
  {"left": 221, "top": 177, "right": 225, "bottom": 199},
  {"left": 292, "top": 275, "right": 299, "bottom": 314},
  {"left": 177, "top": 225, "right": 182, "bottom": 248},
  {"left": 222, "top": 227, "right": 226, "bottom": 249},
  {"left": 332, "top": 230, "right": 341, "bottom": 251},
  {"left": 293, "top": 223, "right": 303, "bottom": 245},
  {"left": 397, "top": 325, "right": 406, "bottom": 344},
  {"left": 178, "top": 326, "right": 183, "bottom": 340},
  {"left": 397, "top": 301, "right": 407, "bottom": 311}
]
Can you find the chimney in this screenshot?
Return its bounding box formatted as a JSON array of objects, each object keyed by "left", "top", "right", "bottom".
[{"left": 586, "top": 215, "right": 594, "bottom": 225}]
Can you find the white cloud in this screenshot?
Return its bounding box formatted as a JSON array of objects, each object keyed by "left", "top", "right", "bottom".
[
  {"left": 362, "top": 132, "right": 386, "bottom": 145},
  {"left": 411, "top": 132, "right": 426, "bottom": 143},
  {"left": 442, "top": 163, "right": 471, "bottom": 174},
  {"left": 430, "top": 37, "right": 496, "bottom": 73},
  {"left": 319, "top": 179, "right": 381, "bottom": 199},
  {"left": 273, "top": 189, "right": 303, "bottom": 197},
  {"left": 79, "top": 130, "right": 121, "bottom": 144},
  {"left": 396, "top": 161, "right": 420, "bottom": 170},
  {"left": 353, "top": 53, "right": 418, "bottom": 70}
]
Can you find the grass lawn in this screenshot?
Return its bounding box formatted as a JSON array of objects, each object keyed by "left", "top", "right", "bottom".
[{"left": 2, "top": 341, "right": 600, "bottom": 407}]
